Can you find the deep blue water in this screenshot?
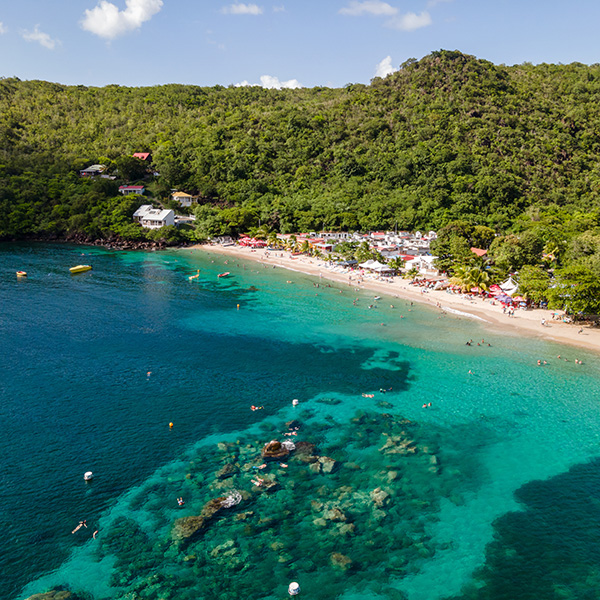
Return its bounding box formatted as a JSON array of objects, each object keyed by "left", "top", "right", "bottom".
[{"left": 2, "top": 243, "right": 600, "bottom": 600}]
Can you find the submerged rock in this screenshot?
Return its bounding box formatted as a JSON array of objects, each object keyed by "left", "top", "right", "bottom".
[
  {"left": 379, "top": 434, "right": 417, "bottom": 455},
  {"left": 330, "top": 552, "right": 353, "bottom": 570},
  {"left": 25, "top": 592, "right": 76, "bottom": 600},
  {"left": 318, "top": 456, "right": 337, "bottom": 473},
  {"left": 216, "top": 463, "right": 239, "bottom": 479},
  {"left": 323, "top": 506, "right": 347, "bottom": 522},
  {"left": 172, "top": 515, "right": 208, "bottom": 542},
  {"left": 370, "top": 487, "right": 390, "bottom": 508}
]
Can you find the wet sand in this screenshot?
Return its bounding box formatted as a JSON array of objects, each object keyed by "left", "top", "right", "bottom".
[{"left": 189, "top": 243, "right": 600, "bottom": 355}]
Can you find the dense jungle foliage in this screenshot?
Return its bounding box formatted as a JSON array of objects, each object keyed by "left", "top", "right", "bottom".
[{"left": 2, "top": 50, "right": 600, "bottom": 310}]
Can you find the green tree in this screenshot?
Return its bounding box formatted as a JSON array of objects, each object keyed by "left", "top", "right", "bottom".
[
  {"left": 548, "top": 265, "right": 600, "bottom": 315},
  {"left": 517, "top": 265, "right": 550, "bottom": 303}
]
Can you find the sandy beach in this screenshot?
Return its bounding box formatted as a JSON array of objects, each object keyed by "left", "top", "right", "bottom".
[{"left": 191, "top": 243, "right": 600, "bottom": 355}]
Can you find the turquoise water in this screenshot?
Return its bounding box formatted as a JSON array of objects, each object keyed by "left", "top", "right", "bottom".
[{"left": 2, "top": 243, "right": 600, "bottom": 600}]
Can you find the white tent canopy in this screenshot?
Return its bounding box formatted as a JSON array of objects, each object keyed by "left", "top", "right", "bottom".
[{"left": 500, "top": 276, "right": 519, "bottom": 296}]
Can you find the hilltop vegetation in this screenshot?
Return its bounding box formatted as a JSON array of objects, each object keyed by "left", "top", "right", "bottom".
[{"left": 2, "top": 50, "right": 600, "bottom": 309}]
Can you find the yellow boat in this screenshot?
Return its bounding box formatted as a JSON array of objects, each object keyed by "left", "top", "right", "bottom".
[
  {"left": 70, "top": 265, "right": 92, "bottom": 274},
  {"left": 16, "top": 271, "right": 27, "bottom": 277}
]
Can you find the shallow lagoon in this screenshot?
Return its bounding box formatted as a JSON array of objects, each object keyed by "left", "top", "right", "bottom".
[{"left": 2, "top": 244, "right": 600, "bottom": 600}]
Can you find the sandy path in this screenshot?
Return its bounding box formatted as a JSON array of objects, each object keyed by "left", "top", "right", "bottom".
[{"left": 188, "top": 243, "right": 600, "bottom": 355}]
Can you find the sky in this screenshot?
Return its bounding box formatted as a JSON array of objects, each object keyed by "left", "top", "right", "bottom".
[{"left": 2, "top": 0, "right": 600, "bottom": 89}]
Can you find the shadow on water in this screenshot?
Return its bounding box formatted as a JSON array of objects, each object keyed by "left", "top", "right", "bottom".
[{"left": 447, "top": 457, "right": 600, "bottom": 600}]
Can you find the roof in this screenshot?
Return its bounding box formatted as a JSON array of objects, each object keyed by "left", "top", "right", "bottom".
[
  {"left": 81, "top": 164, "right": 106, "bottom": 172},
  {"left": 133, "top": 204, "right": 153, "bottom": 217},
  {"left": 141, "top": 208, "right": 174, "bottom": 221},
  {"left": 471, "top": 247, "right": 488, "bottom": 257},
  {"left": 119, "top": 185, "right": 145, "bottom": 190},
  {"left": 133, "top": 152, "right": 151, "bottom": 160},
  {"left": 172, "top": 191, "right": 193, "bottom": 198}
]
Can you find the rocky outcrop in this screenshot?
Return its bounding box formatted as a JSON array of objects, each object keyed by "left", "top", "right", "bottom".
[
  {"left": 172, "top": 494, "right": 241, "bottom": 544},
  {"left": 261, "top": 440, "right": 289, "bottom": 460}
]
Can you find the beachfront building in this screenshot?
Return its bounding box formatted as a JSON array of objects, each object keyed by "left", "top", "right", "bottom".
[
  {"left": 133, "top": 205, "right": 175, "bottom": 229},
  {"left": 404, "top": 255, "right": 439, "bottom": 275},
  {"left": 119, "top": 185, "right": 146, "bottom": 195},
  {"left": 171, "top": 191, "right": 198, "bottom": 207}
]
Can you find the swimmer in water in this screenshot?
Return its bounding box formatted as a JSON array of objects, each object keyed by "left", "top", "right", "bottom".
[{"left": 72, "top": 520, "right": 87, "bottom": 534}]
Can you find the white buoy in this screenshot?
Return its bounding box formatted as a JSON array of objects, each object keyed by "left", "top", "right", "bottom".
[
  {"left": 84, "top": 471, "right": 93, "bottom": 481},
  {"left": 292, "top": 399, "right": 299, "bottom": 406},
  {"left": 288, "top": 582, "right": 300, "bottom": 595}
]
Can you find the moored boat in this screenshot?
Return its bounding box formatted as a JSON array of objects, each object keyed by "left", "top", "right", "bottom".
[
  {"left": 16, "top": 271, "right": 27, "bottom": 277},
  {"left": 218, "top": 272, "right": 230, "bottom": 278},
  {"left": 70, "top": 265, "right": 92, "bottom": 274},
  {"left": 84, "top": 471, "right": 93, "bottom": 481}
]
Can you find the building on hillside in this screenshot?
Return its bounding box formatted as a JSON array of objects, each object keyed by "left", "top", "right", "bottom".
[
  {"left": 119, "top": 185, "right": 145, "bottom": 195},
  {"left": 171, "top": 191, "right": 198, "bottom": 207},
  {"left": 133, "top": 205, "right": 174, "bottom": 229},
  {"left": 133, "top": 152, "right": 152, "bottom": 161},
  {"left": 80, "top": 164, "right": 106, "bottom": 177}
]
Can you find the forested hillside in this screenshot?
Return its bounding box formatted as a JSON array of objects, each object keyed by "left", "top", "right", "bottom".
[{"left": 2, "top": 50, "right": 600, "bottom": 254}]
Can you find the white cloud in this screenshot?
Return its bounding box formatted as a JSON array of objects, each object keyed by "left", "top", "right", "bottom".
[
  {"left": 260, "top": 75, "right": 300, "bottom": 89},
  {"left": 374, "top": 55, "right": 397, "bottom": 78},
  {"left": 339, "top": 1, "right": 397, "bottom": 17},
  {"left": 22, "top": 25, "right": 59, "bottom": 49},
  {"left": 386, "top": 11, "right": 431, "bottom": 31},
  {"left": 81, "top": 0, "right": 163, "bottom": 40},
  {"left": 236, "top": 75, "right": 301, "bottom": 89},
  {"left": 221, "top": 3, "right": 263, "bottom": 15},
  {"left": 0, "top": 22, "right": 7, "bottom": 34}
]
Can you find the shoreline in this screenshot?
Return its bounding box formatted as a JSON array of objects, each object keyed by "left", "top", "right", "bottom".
[{"left": 190, "top": 243, "right": 600, "bottom": 356}]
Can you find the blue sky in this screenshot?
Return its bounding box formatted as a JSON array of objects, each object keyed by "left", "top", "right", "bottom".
[{"left": 2, "top": 0, "right": 600, "bottom": 88}]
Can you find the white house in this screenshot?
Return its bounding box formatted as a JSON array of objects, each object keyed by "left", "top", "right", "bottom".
[
  {"left": 133, "top": 205, "right": 175, "bottom": 229},
  {"left": 171, "top": 191, "right": 197, "bottom": 207},
  {"left": 404, "top": 255, "right": 438, "bottom": 275},
  {"left": 119, "top": 185, "right": 145, "bottom": 195}
]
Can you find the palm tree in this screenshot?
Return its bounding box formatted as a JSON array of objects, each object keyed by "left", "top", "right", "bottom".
[
  {"left": 286, "top": 234, "right": 298, "bottom": 252},
  {"left": 387, "top": 257, "right": 405, "bottom": 274},
  {"left": 468, "top": 267, "right": 491, "bottom": 293},
  {"left": 449, "top": 264, "right": 471, "bottom": 291},
  {"left": 267, "top": 231, "right": 279, "bottom": 248},
  {"left": 299, "top": 240, "right": 311, "bottom": 255}
]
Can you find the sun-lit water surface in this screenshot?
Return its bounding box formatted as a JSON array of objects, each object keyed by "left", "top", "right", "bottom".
[{"left": 2, "top": 243, "right": 600, "bottom": 600}]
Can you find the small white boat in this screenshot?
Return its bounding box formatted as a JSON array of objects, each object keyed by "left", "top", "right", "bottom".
[
  {"left": 374, "top": 296, "right": 381, "bottom": 300},
  {"left": 84, "top": 471, "right": 94, "bottom": 481},
  {"left": 292, "top": 399, "right": 299, "bottom": 406}
]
